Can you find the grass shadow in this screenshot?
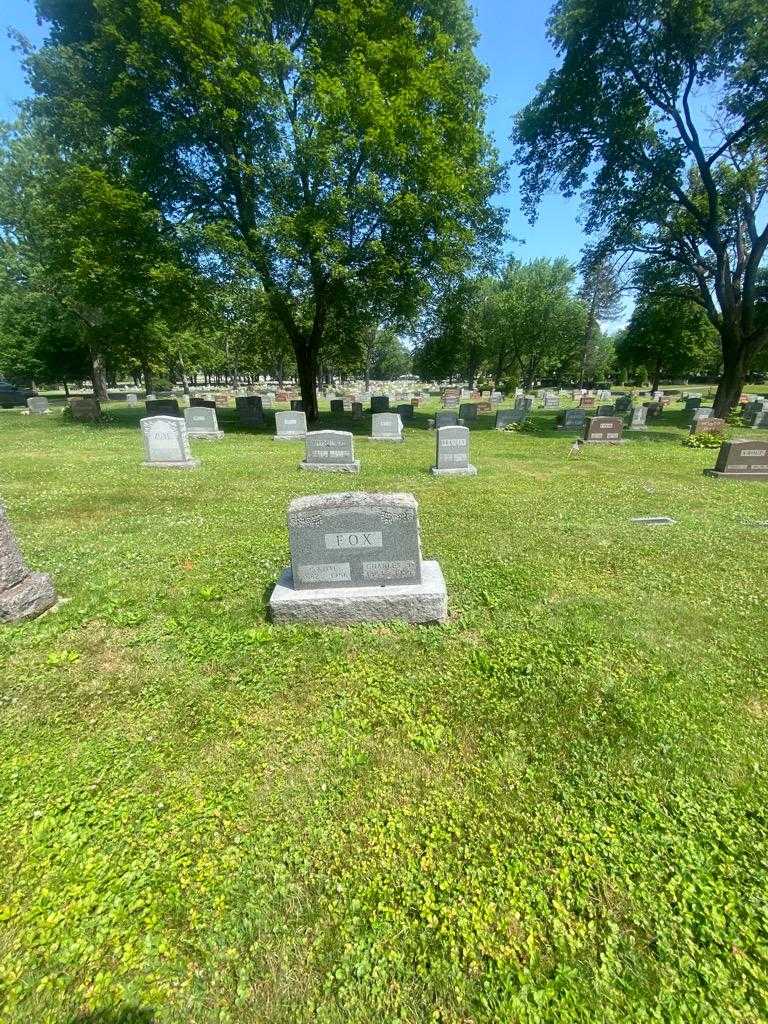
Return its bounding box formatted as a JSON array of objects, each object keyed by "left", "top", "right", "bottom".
[{"left": 66, "top": 1009, "right": 156, "bottom": 1024}]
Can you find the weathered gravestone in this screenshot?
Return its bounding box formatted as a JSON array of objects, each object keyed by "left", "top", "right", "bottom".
[
  {"left": 432, "top": 425, "right": 477, "bottom": 476},
  {"left": 184, "top": 405, "right": 224, "bottom": 440},
  {"left": 26, "top": 397, "right": 49, "bottom": 415},
  {"left": 459, "top": 403, "right": 478, "bottom": 423},
  {"left": 351, "top": 402, "right": 364, "bottom": 420},
  {"left": 236, "top": 395, "right": 265, "bottom": 425},
  {"left": 627, "top": 405, "right": 648, "bottom": 431},
  {"left": 704, "top": 439, "right": 768, "bottom": 480},
  {"left": 397, "top": 403, "right": 414, "bottom": 422},
  {"left": 69, "top": 397, "right": 101, "bottom": 422},
  {"left": 269, "top": 492, "right": 448, "bottom": 624},
  {"left": 146, "top": 398, "right": 181, "bottom": 418},
  {"left": 597, "top": 404, "right": 616, "bottom": 416},
  {"left": 684, "top": 396, "right": 702, "bottom": 412},
  {"left": 190, "top": 397, "right": 217, "bottom": 410},
  {"left": 580, "top": 395, "right": 596, "bottom": 408},
  {"left": 301, "top": 430, "right": 359, "bottom": 472},
  {"left": 0, "top": 503, "right": 57, "bottom": 623},
  {"left": 274, "top": 410, "right": 307, "bottom": 441},
  {"left": 584, "top": 416, "right": 625, "bottom": 444},
  {"left": 443, "top": 394, "right": 460, "bottom": 409},
  {"left": 370, "top": 395, "right": 390, "bottom": 414},
  {"left": 750, "top": 408, "right": 768, "bottom": 429},
  {"left": 330, "top": 399, "right": 344, "bottom": 414},
  {"left": 615, "top": 394, "right": 633, "bottom": 413},
  {"left": 543, "top": 393, "right": 559, "bottom": 409},
  {"left": 556, "top": 408, "right": 586, "bottom": 431},
  {"left": 140, "top": 415, "right": 200, "bottom": 469},
  {"left": 427, "top": 410, "right": 459, "bottom": 431},
  {"left": 690, "top": 416, "right": 725, "bottom": 436},
  {"left": 370, "top": 413, "right": 403, "bottom": 442},
  {"left": 496, "top": 408, "right": 526, "bottom": 429},
  {"left": 290, "top": 399, "right": 304, "bottom": 412},
  {"left": 0, "top": 510, "right": 54, "bottom": 623},
  {"left": 126, "top": 394, "right": 138, "bottom": 406},
  {"left": 691, "top": 406, "right": 714, "bottom": 421}
]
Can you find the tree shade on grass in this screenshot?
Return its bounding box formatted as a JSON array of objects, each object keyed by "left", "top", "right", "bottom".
[{"left": 1, "top": 397, "right": 767, "bottom": 1022}]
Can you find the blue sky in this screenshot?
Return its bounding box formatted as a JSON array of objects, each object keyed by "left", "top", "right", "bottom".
[{"left": 0, "top": 0, "right": 589, "bottom": 268}]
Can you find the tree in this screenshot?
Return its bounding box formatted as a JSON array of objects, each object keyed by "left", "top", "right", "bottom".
[
  {"left": 30, "top": 0, "right": 503, "bottom": 421},
  {"left": 514, "top": 0, "right": 768, "bottom": 416},
  {"left": 0, "top": 122, "right": 194, "bottom": 398},
  {"left": 616, "top": 292, "right": 720, "bottom": 388},
  {"left": 578, "top": 256, "right": 623, "bottom": 386}
]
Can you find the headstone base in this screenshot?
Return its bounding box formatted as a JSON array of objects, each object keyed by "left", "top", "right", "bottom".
[
  {"left": 431, "top": 465, "right": 477, "bottom": 477},
  {"left": 704, "top": 470, "right": 768, "bottom": 480},
  {"left": 368, "top": 437, "right": 404, "bottom": 443},
  {"left": 142, "top": 459, "right": 201, "bottom": 469},
  {"left": 299, "top": 460, "right": 360, "bottom": 473},
  {"left": 188, "top": 431, "right": 224, "bottom": 441},
  {"left": 0, "top": 572, "right": 57, "bottom": 623},
  {"left": 273, "top": 433, "right": 306, "bottom": 442},
  {"left": 269, "top": 560, "right": 448, "bottom": 625}
]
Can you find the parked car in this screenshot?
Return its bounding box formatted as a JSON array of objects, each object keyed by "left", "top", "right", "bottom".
[{"left": 0, "top": 381, "right": 36, "bottom": 408}]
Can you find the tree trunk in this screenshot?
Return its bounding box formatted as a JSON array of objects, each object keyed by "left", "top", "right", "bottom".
[
  {"left": 141, "top": 359, "right": 153, "bottom": 395},
  {"left": 177, "top": 353, "right": 190, "bottom": 395},
  {"left": 63, "top": 380, "right": 70, "bottom": 398},
  {"left": 651, "top": 356, "right": 662, "bottom": 393},
  {"left": 295, "top": 340, "right": 319, "bottom": 422},
  {"left": 713, "top": 339, "right": 746, "bottom": 418},
  {"left": 90, "top": 350, "right": 109, "bottom": 401}
]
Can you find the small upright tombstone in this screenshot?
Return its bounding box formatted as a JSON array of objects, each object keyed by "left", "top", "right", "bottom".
[
  {"left": 126, "top": 394, "right": 138, "bottom": 406},
  {"left": 190, "top": 397, "right": 217, "bottom": 410},
  {"left": 0, "top": 503, "right": 57, "bottom": 623},
  {"left": 370, "top": 395, "right": 390, "bottom": 414},
  {"left": 615, "top": 394, "right": 633, "bottom": 413},
  {"left": 597, "top": 404, "right": 616, "bottom": 416},
  {"left": 371, "top": 413, "right": 403, "bottom": 442},
  {"left": 397, "top": 403, "right": 414, "bottom": 422},
  {"left": 431, "top": 409, "right": 460, "bottom": 430},
  {"left": 584, "top": 416, "right": 625, "bottom": 444},
  {"left": 26, "top": 397, "right": 49, "bottom": 415},
  {"left": 301, "top": 430, "right": 359, "bottom": 473},
  {"left": 269, "top": 492, "right": 448, "bottom": 625},
  {"left": 351, "top": 401, "right": 364, "bottom": 421},
  {"left": 459, "top": 403, "right": 478, "bottom": 423},
  {"left": 557, "top": 408, "right": 586, "bottom": 431},
  {"left": 184, "top": 405, "right": 224, "bottom": 440},
  {"left": 69, "top": 397, "right": 101, "bottom": 422},
  {"left": 750, "top": 408, "right": 768, "bottom": 430},
  {"left": 543, "top": 393, "right": 559, "bottom": 409},
  {"left": 146, "top": 398, "right": 181, "bottom": 418},
  {"left": 432, "top": 425, "right": 477, "bottom": 476},
  {"left": 330, "top": 399, "right": 345, "bottom": 415},
  {"left": 443, "top": 393, "right": 459, "bottom": 410},
  {"left": 692, "top": 406, "right": 714, "bottom": 422},
  {"left": 580, "top": 395, "right": 596, "bottom": 409},
  {"left": 290, "top": 399, "right": 304, "bottom": 412},
  {"left": 704, "top": 439, "right": 768, "bottom": 480},
  {"left": 496, "top": 408, "right": 526, "bottom": 430},
  {"left": 236, "top": 395, "right": 265, "bottom": 426},
  {"left": 685, "top": 396, "right": 702, "bottom": 412},
  {"left": 140, "top": 415, "right": 200, "bottom": 469},
  {"left": 690, "top": 416, "right": 725, "bottom": 436},
  {"left": 274, "top": 410, "right": 307, "bottom": 441},
  {"left": 628, "top": 405, "right": 648, "bottom": 431}
]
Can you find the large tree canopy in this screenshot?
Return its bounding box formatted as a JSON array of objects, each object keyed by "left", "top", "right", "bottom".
[
  {"left": 514, "top": 0, "right": 768, "bottom": 416},
  {"left": 29, "top": 0, "right": 503, "bottom": 419}
]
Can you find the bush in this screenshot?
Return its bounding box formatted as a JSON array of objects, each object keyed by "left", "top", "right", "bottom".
[{"left": 682, "top": 432, "right": 724, "bottom": 449}]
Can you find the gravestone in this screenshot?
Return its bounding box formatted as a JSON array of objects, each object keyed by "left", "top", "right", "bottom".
[
  {"left": 615, "top": 394, "right": 633, "bottom": 413},
  {"left": 236, "top": 395, "right": 265, "bottom": 425},
  {"left": 705, "top": 439, "right": 768, "bottom": 480},
  {"left": 190, "top": 397, "right": 217, "bottom": 410},
  {"left": 184, "top": 405, "right": 224, "bottom": 440},
  {"left": 433, "top": 410, "right": 460, "bottom": 430},
  {"left": 126, "top": 394, "right": 138, "bottom": 406},
  {"left": 496, "top": 408, "right": 526, "bottom": 430},
  {"left": 370, "top": 395, "right": 390, "bottom": 414},
  {"left": 26, "top": 397, "right": 49, "bottom": 415},
  {"left": 269, "top": 492, "right": 447, "bottom": 624},
  {"left": 692, "top": 406, "right": 714, "bottom": 422},
  {"left": 0, "top": 502, "right": 57, "bottom": 623},
  {"left": 370, "top": 413, "right": 403, "bottom": 442},
  {"left": 397, "top": 403, "right": 414, "bottom": 421},
  {"left": 69, "top": 397, "right": 101, "bottom": 422},
  {"left": 543, "top": 393, "right": 559, "bottom": 409},
  {"left": 459, "top": 403, "right": 478, "bottom": 423},
  {"left": 580, "top": 395, "right": 595, "bottom": 408},
  {"left": 352, "top": 402, "right": 364, "bottom": 420},
  {"left": 627, "top": 405, "right": 648, "bottom": 431},
  {"left": 146, "top": 398, "right": 181, "bottom": 418},
  {"left": 214, "top": 393, "right": 230, "bottom": 408},
  {"left": 597, "top": 404, "right": 616, "bottom": 416},
  {"left": 556, "top": 408, "right": 586, "bottom": 431},
  {"left": 301, "top": 430, "right": 359, "bottom": 473},
  {"left": 584, "top": 416, "right": 624, "bottom": 444},
  {"left": 443, "top": 394, "right": 459, "bottom": 409},
  {"left": 262, "top": 392, "right": 275, "bottom": 409},
  {"left": 750, "top": 408, "right": 768, "bottom": 429},
  {"left": 685, "top": 396, "right": 702, "bottom": 411},
  {"left": 690, "top": 416, "right": 725, "bottom": 436},
  {"left": 432, "top": 425, "right": 477, "bottom": 476},
  {"left": 140, "top": 415, "right": 200, "bottom": 469},
  {"left": 274, "top": 410, "right": 307, "bottom": 441},
  {"left": 330, "top": 399, "right": 344, "bottom": 414},
  {"left": 290, "top": 399, "right": 304, "bottom": 412}
]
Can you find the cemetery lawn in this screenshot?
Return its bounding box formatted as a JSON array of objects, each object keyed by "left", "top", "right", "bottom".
[{"left": 2, "top": 399, "right": 768, "bottom": 1024}]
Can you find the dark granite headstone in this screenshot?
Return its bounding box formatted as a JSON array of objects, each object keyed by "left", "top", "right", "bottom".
[
  {"left": 704, "top": 439, "right": 768, "bottom": 479},
  {"left": 459, "top": 403, "right": 478, "bottom": 422},
  {"left": 397, "top": 403, "right": 414, "bottom": 421},
  {"left": 370, "top": 395, "right": 390, "bottom": 414},
  {"left": 330, "top": 399, "right": 344, "bottom": 414},
  {"left": 496, "top": 408, "right": 526, "bottom": 429},
  {"left": 557, "top": 408, "right": 586, "bottom": 431},
  {"left": 69, "top": 397, "right": 101, "bottom": 422},
  {"left": 146, "top": 398, "right": 181, "bottom": 417},
  {"left": 435, "top": 410, "right": 460, "bottom": 429},
  {"left": 236, "top": 395, "right": 265, "bottom": 425},
  {"left": 290, "top": 399, "right": 304, "bottom": 412},
  {"left": 584, "top": 416, "right": 624, "bottom": 443}
]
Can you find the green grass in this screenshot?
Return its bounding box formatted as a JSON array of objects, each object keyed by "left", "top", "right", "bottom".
[{"left": 1, "top": 399, "right": 767, "bottom": 1024}]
